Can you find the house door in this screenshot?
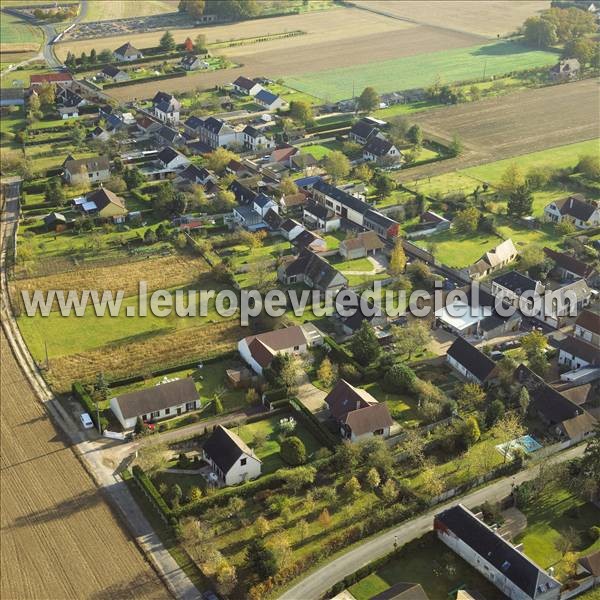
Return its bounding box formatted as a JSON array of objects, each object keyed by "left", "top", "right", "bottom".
[
  {"left": 177, "top": 407, "right": 182, "bottom": 415},
  {"left": 341, "top": 207, "right": 348, "bottom": 218}
]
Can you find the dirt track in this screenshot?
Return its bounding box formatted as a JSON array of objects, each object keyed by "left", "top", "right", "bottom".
[
  {"left": 0, "top": 331, "right": 167, "bottom": 600},
  {"left": 397, "top": 78, "right": 600, "bottom": 181}
]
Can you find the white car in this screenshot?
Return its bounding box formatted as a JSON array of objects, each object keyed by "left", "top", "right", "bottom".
[{"left": 80, "top": 413, "right": 94, "bottom": 429}]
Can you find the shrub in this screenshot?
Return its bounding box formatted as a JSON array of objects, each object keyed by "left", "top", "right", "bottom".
[
  {"left": 280, "top": 436, "right": 307, "bottom": 466},
  {"left": 131, "top": 465, "right": 171, "bottom": 519},
  {"left": 383, "top": 363, "right": 416, "bottom": 393},
  {"left": 339, "top": 363, "right": 362, "bottom": 384},
  {"left": 589, "top": 526, "right": 600, "bottom": 542}
]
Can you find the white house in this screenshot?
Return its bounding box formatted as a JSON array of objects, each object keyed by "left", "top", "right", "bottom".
[
  {"left": 113, "top": 42, "right": 143, "bottom": 62},
  {"left": 435, "top": 504, "right": 561, "bottom": 600},
  {"left": 255, "top": 89, "right": 285, "bottom": 111},
  {"left": 535, "top": 279, "right": 592, "bottom": 329},
  {"left": 232, "top": 75, "right": 263, "bottom": 96},
  {"left": 574, "top": 309, "right": 600, "bottom": 347},
  {"left": 558, "top": 335, "right": 600, "bottom": 370},
  {"left": 242, "top": 125, "right": 274, "bottom": 151},
  {"left": 180, "top": 55, "right": 209, "bottom": 71},
  {"left": 467, "top": 238, "right": 518, "bottom": 280},
  {"left": 491, "top": 271, "right": 544, "bottom": 313},
  {"left": 362, "top": 137, "right": 401, "bottom": 164},
  {"left": 156, "top": 146, "right": 190, "bottom": 171},
  {"left": 325, "top": 379, "right": 393, "bottom": 442},
  {"left": 446, "top": 336, "right": 497, "bottom": 384},
  {"left": 339, "top": 230, "right": 384, "bottom": 260},
  {"left": 197, "top": 117, "right": 239, "bottom": 149},
  {"left": 238, "top": 326, "right": 310, "bottom": 375},
  {"left": 63, "top": 155, "right": 110, "bottom": 185},
  {"left": 110, "top": 378, "right": 200, "bottom": 430},
  {"left": 253, "top": 193, "right": 277, "bottom": 218},
  {"left": 279, "top": 218, "right": 304, "bottom": 241},
  {"left": 203, "top": 425, "right": 261, "bottom": 486},
  {"left": 303, "top": 201, "right": 341, "bottom": 232},
  {"left": 152, "top": 91, "right": 181, "bottom": 125},
  {"left": 543, "top": 195, "right": 600, "bottom": 229}
]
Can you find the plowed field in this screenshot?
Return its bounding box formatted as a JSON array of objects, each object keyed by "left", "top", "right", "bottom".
[{"left": 0, "top": 332, "right": 168, "bottom": 600}]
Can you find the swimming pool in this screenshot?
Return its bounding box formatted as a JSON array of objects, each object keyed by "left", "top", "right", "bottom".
[{"left": 496, "top": 435, "right": 542, "bottom": 458}]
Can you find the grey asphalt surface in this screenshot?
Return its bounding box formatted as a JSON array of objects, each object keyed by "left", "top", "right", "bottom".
[{"left": 279, "top": 444, "right": 587, "bottom": 600}]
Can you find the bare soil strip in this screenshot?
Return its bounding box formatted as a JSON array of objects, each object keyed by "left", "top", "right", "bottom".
[{"left": 0, "top": 332, "right": 167, "bottom": 600}]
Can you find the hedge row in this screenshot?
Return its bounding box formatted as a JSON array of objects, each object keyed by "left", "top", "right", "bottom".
[
  {"left": 262, "top": 387, "right": 287, "bottom": 403},
  {"left": 103, "top": 71, "right": 187, "bottom": 89},
  {"left": 71, "top": 382, "right": 108, "bottom": 431},
  {"left": 72, "top": 49, "right": 194, "bottom": 73},
  {"left": 324, "top": 335, "right": 360, "bottom": 370},
  {"left": 131, "top": 465, "right": 172, "bottom": 521},
  {"left": 288, "top": 398, "right": 338, "bottom": 449}
]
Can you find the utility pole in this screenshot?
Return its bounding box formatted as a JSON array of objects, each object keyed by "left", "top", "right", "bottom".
[{"left": 44, "top": 340, "right": 49, "bottom": 370}]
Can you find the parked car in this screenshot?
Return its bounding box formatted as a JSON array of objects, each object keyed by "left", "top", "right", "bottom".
[
  {"left": 80, "top": 413, "right": 94, "bottom": 429},
  {"left": 490, "top": 351, "right": 504, "bottom": 361}
]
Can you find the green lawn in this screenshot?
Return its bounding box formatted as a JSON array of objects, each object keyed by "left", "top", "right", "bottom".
[
  {"left": 265, "top": 82, "right": 320, "bottom": 106},
  {"left": 323, "top": 230, "right": 346, "bottom": 250},
  {"left": 463, "top": 138, "right": 600, "bottom": 185},
  {"left": 285, "top": 41, "right": 557, "bottom": 101},
  {"left": 299, "top": 139, "right": 344, "bottom": 160},
  {"left": 373, "top": 100, "right": 439, "bottom": 119},
  {"left": 374, "top": 189, "right": 416, "bottom": 209},
  {"left": 0, "top": 11, "right": 43, "bottom": 49},
  {"left": 228, "top": 237, "right": 292, "bottom": 270},
  {"left": 515, "top": 486, "right": 600, "bottom": 571},
  {"left": 1, "top": 66, "right": 49, "bottom": 89},
  {"left": 235, "top": 413, "right": 323, "bottom": 473},
  {"left": 361, "top": 382, "right": 419, "bottom": 427},
  {"left": 349, "top": 532, "right": 504, "bottom": 600}
]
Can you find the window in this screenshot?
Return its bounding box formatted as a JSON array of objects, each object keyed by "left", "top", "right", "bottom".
[
  {"left": 164, "top": 408, "right": 170, "bottom": 415},
  {"left": 293, "top": 345, "right": 299, "bottom": 351},
  {"left": 240, "top": 458, "right": 247, "bottom": 466},
  {"left": 151, "top": 411, "right": 160, "bottom": 418},
  {"left": 185, "top": 401, "right": 196, "bottom": 411}
]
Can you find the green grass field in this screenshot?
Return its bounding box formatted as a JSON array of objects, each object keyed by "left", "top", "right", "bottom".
[
  {"left": 515, "top": 486, "right": 600, "bottom": 571},
  {"left": 285, "top": 41, "right": 558, "bottom": 101},
  {"left": 236, "top": 413, "right": 323, "bottom": 473},
  {"left": 0, "top": 11, "right": 43, "bottom": 49},
  {"left": 299, "top": 139, "right": 344, "bottom": 160},
  {"left": 349, "top": 532, "right": 503, "bottom": 600}
]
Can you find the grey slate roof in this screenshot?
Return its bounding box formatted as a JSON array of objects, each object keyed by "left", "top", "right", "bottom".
[
  {"left": 202, "top": 425, "right": 260, "bottom": 474},
  {"left": 114, "top": 378, "right": 198, "bottom": 420},
  {"left": 447, "top": 337, "right": 496, "bottom": 382},
  {"left": 492, "top": 271, "right": 539, "bottom": 295},
  {"left": 436, "top": 504, "right": 560, "bottom": 598}
]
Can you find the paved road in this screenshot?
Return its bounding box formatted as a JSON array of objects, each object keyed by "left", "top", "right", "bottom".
[{"left": 279, "top": 444, "right": 586, "bottom": 600}]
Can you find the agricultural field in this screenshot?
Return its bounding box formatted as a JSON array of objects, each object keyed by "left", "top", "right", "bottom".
[
  {"left": 285, "top": 41, "right": 557, "bottom": 102},
  {"left": 0, "top": 332, "right": 166, "bottom": 600},
  {"left": 355, "top": 0, "right": 549, "bottom": 38},
  {"left": 399, "top": 79, "right": 600, "bottom": 180},
  {"left": 0, "top": 10, "right": 43, "bottom": 52},
  {"left": 72, "top": 6, "right": 488, "bottom": 101},
  {"left": 82, "top": 0, "right": 177, "bottom": 22}
]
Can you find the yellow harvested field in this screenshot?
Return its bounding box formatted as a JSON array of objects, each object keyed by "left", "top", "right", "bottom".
[
  {"left": 0, "top": 332, "right": 166, "bottom": 599},
  {"left": 83, "top": 0, "right": 178, "bottom": 22},
  {"left": 354, "top": 0, "right": 550, "bottom": 38},
  {"left": 56, "top": 7, "right": 416, "bottom": 59}
]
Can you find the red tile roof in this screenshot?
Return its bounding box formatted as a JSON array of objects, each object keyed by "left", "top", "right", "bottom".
[{"left": 30, "top": 73, "right": 73, "bottom": 86}]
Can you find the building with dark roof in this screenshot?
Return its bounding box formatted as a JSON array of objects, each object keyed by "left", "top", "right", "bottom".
[
  {"left": 156, "top": 146, "right": 189, "bottom": 170},
  {"left": 544, "top": 247, "right": 599, "bottom": 285},
  {"left": 114, "top": 42, "right": 143, "bottom": 61},
  {"left": 238, "top": 326, "right": 309, "bottom": 375},
  {"left": 255, "top": 88, "right": 285, "bottom": 110},
  {"left": 202, "top": 425, "right": 261, "bottom": 486},
  {"left": 197, "top": 116, "right": 238, "bottom": 149},
  {"left": 278, "top": 249, "right": 347, "bottom": 291},
  {"left": 544, "top": 194, "right": 600, "bottom": 229},
  {"left": 232, "top": 75, "right": 262, "bottom": 96},
  {"left": 575, "top": 309, "right": 600, "bottom": 347},
  {"left": 101, "top": 65, "right": 129, "bottom": 82},
  {"left": 558, "top": 335, "right": 600, "bottom": 370},
  {"left": 152, "top": 91, "right": 181, "bottom": 124},
  {"left": 349, "top": 118, "right": 380, "bottom": 144},
  {"left": 491, "top": 271, "right": 544, "bottom": 312},
  {"left": 303, "top": 200, "right": 341, "bottom": 232},
  {"left": 325, "top": 379, "right": 393, "bottom": 442},
  {"left": 110, "top": 378, "right": 199, "bottom": 429},
  {"left": 370, "top": 583, "right": 429, "bottom": 600},
  {"left": 435, "top": 504, "right": 561, "bottom": 600},
  {"left": 63, "top": 155, "right": 110, "bottom": 185},
  {"left": 363, "top": 136, "right": 401, "bottom": 163},
  {"left": 446, "top": 337, "right": 497, "bottom": 384}
]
